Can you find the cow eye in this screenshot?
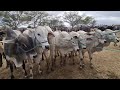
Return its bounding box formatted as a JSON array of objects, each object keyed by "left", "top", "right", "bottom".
[
  {"left": 72, "top": 41, "right": 75, "bottom": 43},
  {"left": 21, "top": 43, "right": 27, "bottom": 47},
  {"left": 38, "top": 33, "right": 40, "bottom": 36},
  {"left": 73, "top": 36, "right": 78, "bottom": 39}
]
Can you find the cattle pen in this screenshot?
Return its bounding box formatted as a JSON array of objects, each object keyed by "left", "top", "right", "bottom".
[{"left": 0, "top": 40, "right": 120, "bottom": 79}]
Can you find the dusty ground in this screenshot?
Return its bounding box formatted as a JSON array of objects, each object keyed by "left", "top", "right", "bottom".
[{"left": 0, "top": 32, "right": 120, "bottom": 79}]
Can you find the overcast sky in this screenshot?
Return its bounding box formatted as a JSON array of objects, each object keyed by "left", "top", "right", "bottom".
[{"left": 47, "top": 11, "right": 120, "bottom": 26}]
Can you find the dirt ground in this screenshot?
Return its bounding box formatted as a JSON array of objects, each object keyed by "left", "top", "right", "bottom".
[{"left": 0, "top": 32, "right": 120, "bottom": 79}]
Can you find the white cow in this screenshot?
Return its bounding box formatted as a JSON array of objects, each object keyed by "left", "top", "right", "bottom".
[
  {"left": 23, "top": 26, "right": 55, "bottom": 76},
  {"left": 77, "top": 30, "right": 107, "bottom": 69},
  {"left": 102, "top": 29, "right": 119, "bottom": 46},
  {"left": 3, "top": 29, "right": 38, "bottom": 79},
  {"left": 77, "top": 28, "right": 119, "bottom": 69},
  {"left": 49, "top": 31, "right": 79, "bottom": 70}
]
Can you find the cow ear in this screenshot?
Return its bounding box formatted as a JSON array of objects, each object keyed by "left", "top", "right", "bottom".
[
  {"left": 14, "top": 38, "right": 18, "bottom": 44},
  {"left": 47, "top": 32, "right": 55, "bottom": 44},
  {"left": 48, "top": 32, "right": 55, "bottom": 37}
]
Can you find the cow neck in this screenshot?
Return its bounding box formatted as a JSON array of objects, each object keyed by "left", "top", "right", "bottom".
[{"left": 93, "top": 35, "right": 101, "bottom": 48}]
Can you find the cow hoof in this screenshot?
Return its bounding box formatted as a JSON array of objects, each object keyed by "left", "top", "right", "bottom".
[
  {"left": 90, "top": 64, "right": 94, "bottom": 69},
  {"left": 6, "top": 66, "right": 9, "bottom": 69},
  {"left": 0, "top": 66, "right": 2, "bottom": 68},
  {"left": 24, "top": 60, "right": 27, "bottom": 63},
  {"left": 11, "top": 75, "right": 15, "bottom": 79},
  {"left": 82, "top": 65, "right": 85, "bottom": 68},
  {"left": 79, "top": 66, "right": 83, "bottom": 70},
  {"left": 24, "top": 75, "right": 29, "bottom": 79},
  {"left": 54, "top": 64, "right": 57, "bottom": 68},
  {"left": 63, "top": 63, "right": 66, "bottom": 66},
  {"left": 38, "top": 70, "right": 42, "bottom": 74},
  {"left": 72, "top": 63, "right": 75, "bottom": 65},
  {"left": 46, "top": 70, "right": 50, "bottom": 74},
  {"left": 82, "top": 64, "right": 85, "bottom": 68},
  {"left": 29, "top": 75, "right": 33, "bottom": 79},
  {"left": 29, "top": 76, "right": 33, "bottom": 79},
  {"left": 51, "top": 68, "right": 54, "bottom": 71},
  {"left": 24, "top": 75, "right": 27, "bottom": 78},
  {"left": 60, "top": 63, "right": 63, "bottom": 67}
]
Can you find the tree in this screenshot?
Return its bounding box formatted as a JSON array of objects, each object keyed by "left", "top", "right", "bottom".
[
  {"left": 0, "top": 11, "right": 27, "bottom": 29},
  {"left": 41, "top": 15, "right": 64, "bottom": 28},
  {"left": 81, "top": 15, "right": 96, "bottom": 26},
  {"left": 49, "top": 17, "right": 64, "bottom": 27},
  {"left": 24, "top": 11, "right": 49, "bottom": 28},
  {"left": 90, "top": 20, "right": 96, "bottom": 27},
  {"left": 63, "top": 11, "right": 82, "bottom": 29}
]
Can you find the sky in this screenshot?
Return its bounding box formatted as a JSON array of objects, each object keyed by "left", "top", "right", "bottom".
[{"left": 47, "top": 11, "right": 120, "bottom": 26}]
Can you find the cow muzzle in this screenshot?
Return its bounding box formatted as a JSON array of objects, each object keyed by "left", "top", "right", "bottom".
[
  {"left": 104, "top": 40, "right": 107, "bottom": 43},
  {"left": 33, "top": 54, "right": 38, "bottom": 58},
  {"left": 116, "top": 39, "right": 119, "bottom": 42},
  {"left": 83, "top": 48, "right": 86, "bottom": 49},
  {"left": 45, "top": 45, "right": 50, "bottom": 50},
  {"left": 77, "top": 49, "right": 79, "bottom": 51}
]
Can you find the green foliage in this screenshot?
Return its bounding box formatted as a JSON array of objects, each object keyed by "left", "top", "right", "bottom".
[
  {"left": 0, "top": 11, "right": 97, "bottom": 29},
  {"left": 63, "top": 11, "right": 96, "bottom": 28},
  {"left": 63, "top": 11, "right": 82, "bottom": 28}
]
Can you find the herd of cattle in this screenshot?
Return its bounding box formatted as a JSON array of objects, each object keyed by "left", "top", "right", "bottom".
[
  {"left": 51, "top": 25, "right": 120, "bottom": 32},
  {"left": 0, "top": 25, "right": 119, "bottom": 79}
]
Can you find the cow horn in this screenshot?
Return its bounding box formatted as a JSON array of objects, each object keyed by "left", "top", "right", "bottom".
[{"left": 3, "top": 39, "right": 15, "bottom": 43}]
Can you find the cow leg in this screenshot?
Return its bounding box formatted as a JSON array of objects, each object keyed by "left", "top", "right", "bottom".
[
  {"left": 9, "top": 61, "right": 14, "bottom": 79},
  {"left": 0, "top": 53, "right": 2, "bottom": 67},
  {"left": 60, "top": 55, "right": 63, "bottom": 66},
  {"left": 14, "top": 63, "right": 17, "bottom": 69},
  {"left": 42, "top": 52, "right": 44, "bottom": 61},
  {"left": 82, "top": 51, "right": 85, "bottom": 59},
  {"left": 2, "top": 53, "right": 10, "bottom": 68},
  {"left": 49, "top": 46, "right": 55, "bottom": 72},
  {"left": 46, "top": 60, "right": 49, "bottom": 73},
  {"left": 29, "top": 62, "right": 33, "bottom": 79},
  {"left": 43, "top": 51, "right": 51, "bottom": 73},
  {"left": 52, "top": 49, "right": 57, "bottom": 68},
  {"left": 88, "top": 50, "right": 93, "bottom": 69},
  {"left": 75, "top": 51, "right": 77, "bottom": 56},
  {"left": 22, "top": 60, "right": 27, "bottom": 78},
  {"left": 2, "top": 52, "right": 6, "bottom": 59},
  {"left": 51, "top": 57, "right": 56, "bottom": 71},
  {"left": 69, "top": 53, "right": 71, "bottom": 58},
  {"left": 114, "top": 43, "right": 117, "bottom": 46},
  {"left": 79, "top": 50, "right": 84, "bottom": 69},
  {"left": 6, "top": 60, "right": 10, "bottom": 68},
  {"left": 24, "top": 60, "right": 28, "bottom": 63},
  {"left": 63, "top": 54, "right": 67, "bottom": 66},
  {"left": 38, "top": 62, "right": 42, "bottom": 74},
  {"left": 50, "top": 56, "right": 54, "bottom": 71},
  {"left": 71, "top": 52, "right": 75, "bottom": 65},
  {"left": 46, "top": 55, "right": 51, "bottom": 73},
  {"left": 81, "top": 50, "right": 85, "bottom": 67},
  {"left": 54, "top": 55, "right": 57, "bottom": 67},
  {"left": 57, "top": 50, "right": 59, "bottom": 56},
  {"left": 68, "top": 53, "right": 72, "bottom": 65}
]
